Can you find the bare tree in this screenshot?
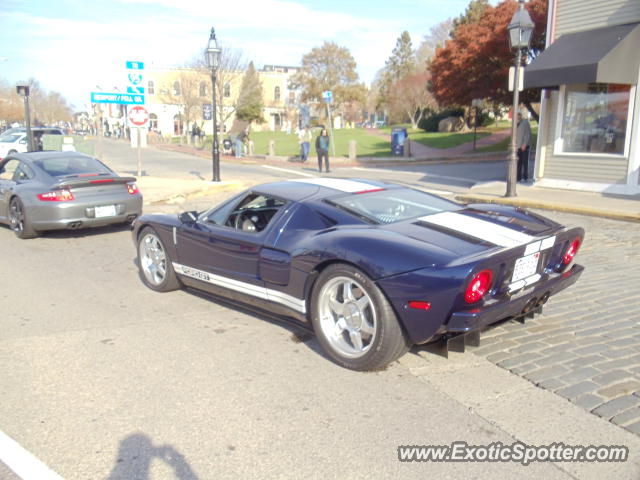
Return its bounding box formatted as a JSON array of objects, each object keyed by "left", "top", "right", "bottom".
[
  {"left": 159, "top": 68, "right": 206, "bottom": 144},
  {"left": 415, "top": 19, "right": 454, "bottom": 69},
  {"left": 190, "top": 47, "right": 246, "bottom": 134},
  {"left": 387, "top": 72, "right": 437, "bottom": 129}
]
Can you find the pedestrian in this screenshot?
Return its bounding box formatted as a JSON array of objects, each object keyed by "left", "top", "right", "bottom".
[
  {"left": 298, "top": 126, "right": 312, "bottom": 162},
  {"left": 315, "top": 128, "right": 330, "bottom": 173},
  {"left": 191, "top": 123, "right": 198, "bottom": 145},
  {"left": 235, "top": 128, "right": 248, "bottom": 157},
  {"left": 516, "top": 112, "right": 531, "bottom": 182}
]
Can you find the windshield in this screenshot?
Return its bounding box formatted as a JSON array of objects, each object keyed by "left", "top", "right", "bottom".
[
  {"left": 32, "top": 156, "right": 112, "bottom": 177},
  {"left": 328, "top": 188, "right": 462, "bottom": 224},
  {"left": 0, "top": 134, "right": 22, "bottom": 143}
]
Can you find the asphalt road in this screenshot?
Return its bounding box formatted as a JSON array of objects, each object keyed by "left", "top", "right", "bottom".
[
  {"left": 94, "top": 137, "right": 507, "bottom": 195},
  {"left": 1, "top": 141, "right": 639, "bottom": 479}
]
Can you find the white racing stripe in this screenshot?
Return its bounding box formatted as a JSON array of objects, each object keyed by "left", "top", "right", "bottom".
[
  {"left": 262, "top": 165, "right": 315, "bottom": 177},
  {"left": 0, "top": 430, "right": 63, "bottom": 480},
  {"left": 173, "top": 262, "right": 306, "bottom": 314},
  {"left": 418, "top": 211, "right": 536, "bottom": 248},
  {"left": 289, "top": 177, "right": 379, "bottom": 192}
]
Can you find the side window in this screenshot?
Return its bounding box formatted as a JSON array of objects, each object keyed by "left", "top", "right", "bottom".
[
  {"left": 0, "top": 159, "right": 20, "bottom": 180},
  {"left": 15, "top": 163, "right": 35, "bottom": 181},
  {"left": 219, "top": 193, "right": 286, "bottom": 233}
]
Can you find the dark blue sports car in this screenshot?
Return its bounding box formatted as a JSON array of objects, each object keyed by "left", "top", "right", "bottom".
[{"left": 132, "top": 178, "right": 584, "bottom": 371}]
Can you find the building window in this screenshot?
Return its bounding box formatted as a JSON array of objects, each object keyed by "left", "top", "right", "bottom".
[
  {"left": 223, "top": 83, "right": 231, "bottom": 98},
  {"left": 173, "top": 81, "right": 181, "bottom": 96},
  {"left": 560, "top": 83, "right": 631, "bottom": 156},
  {"left": 274, "top": 86, "right": 281, "bottom": 102},
  {"left": 148, "top": 80, "right": 155, "bottom": 95},
  {"left": 288, "top": 91, "right": 295, "bottom": 104},
  {"left": 199, "top": 82, "right": 207, "bottom": 97},
  {"left": 149, "top": 113, "right": 158, "bottom": 131}
]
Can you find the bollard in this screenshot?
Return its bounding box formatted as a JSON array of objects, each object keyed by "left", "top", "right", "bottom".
[
  {"left": 268, "top": 140, "right": 275, "bottom": 157},
  {"left": 403, "top": 137, "right": 411, "bottom": 157},
  {"left": 248, "top": 140, "right": 255, "bottom": 156},
  {"left": 348, "top": 140, "right": 357, "bottom": 162}
]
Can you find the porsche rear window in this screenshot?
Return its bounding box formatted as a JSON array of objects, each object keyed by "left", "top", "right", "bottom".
[
  {"left": 327, "top": 188, "right": 462, "bottom": 224},
  {"left": 33, "top": 156, "right": 112, "bottom": 177}
]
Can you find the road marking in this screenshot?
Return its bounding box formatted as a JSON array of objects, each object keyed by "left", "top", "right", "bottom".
[
  {"left": 424, "top": 188, "right": 455, "bottom": 195},
  {"left": 262, "top": 165, "right": 315, "bottom": 177},
  {"left": 350, "top": 167, "right": 390, "bottom": 173},
  {"left": 0, "top": 430, "right": 63, "bottom": 480}
]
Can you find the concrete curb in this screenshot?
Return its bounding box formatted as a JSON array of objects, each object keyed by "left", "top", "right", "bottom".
[{"left": 456, "top": 194, "right": 640, "bottom": 223}]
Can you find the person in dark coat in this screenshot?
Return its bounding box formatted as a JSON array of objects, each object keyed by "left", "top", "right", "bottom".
[{"left": 315, "top": 128, "right": 330, "bottom": 173}]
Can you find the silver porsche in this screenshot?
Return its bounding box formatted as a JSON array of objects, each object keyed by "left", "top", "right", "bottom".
[{"left": 0, "top": 151, "right": 142, "bottom": 238}]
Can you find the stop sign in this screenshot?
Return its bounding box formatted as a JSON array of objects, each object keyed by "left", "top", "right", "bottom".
[{"left": 129, "top": 105, "right": 149, "bottom": 126}]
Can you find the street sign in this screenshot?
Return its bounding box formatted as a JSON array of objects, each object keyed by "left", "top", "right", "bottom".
[
  {"left": 91, "top": 92, "right": 145, "bottom": 105},
  {"left": 128, "top": 105, "right": 149, "bottom": 126},
  {"left": 322, "top": 90, "right": 333, "bottom": 103},
  {"left": 508, "top": 66, "right": 524, "bottom": 92},
  {"left": 126, "top": 60, "right": 145, "bottom": 102},
  {"left": 126, "top": 61, "right": 144, "bottom": 70},
  {"left": 203, "top": 103, "right": 212, "bottom": 121}
]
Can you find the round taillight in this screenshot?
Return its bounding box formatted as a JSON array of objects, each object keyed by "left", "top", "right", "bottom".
[
  {"left": 562, "top": 238, "right": 581, "bottom": 265},
  {"left": 465, "top": 269, "right": 493, "bottom": 304}
]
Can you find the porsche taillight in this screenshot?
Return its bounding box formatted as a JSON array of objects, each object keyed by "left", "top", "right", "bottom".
[
  {"left": 464, "top": 269, "right": 493, "bottom": 304},
  {"left": 126, "top": 182, "right": 139, "bottom": 195},
  {"left": 37, "top": 188, "right": 74, "bottom": 202},
  {"left": 562, "top": 238, "right": 581, "bottom": 265}
]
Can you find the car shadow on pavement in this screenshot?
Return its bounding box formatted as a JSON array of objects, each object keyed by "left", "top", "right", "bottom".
[
  {"left": 105, "top": 433, "right": 199, "bottom": 480},
  {"left": 0, "top": 222, "right": 133, "bottom": 240},
  {"left": 183, "top": 286, "right": 325, "bottom": 356}
]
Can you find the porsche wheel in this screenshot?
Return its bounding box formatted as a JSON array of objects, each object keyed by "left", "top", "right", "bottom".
[
  {"left": 311, "top": 264, "right": 410, "bottom": 371},
  {"left": 9, "top": 197, "right": 38, "bottom": 239},
  {"left": 137, "top": 227, "right": 181, "bottom": 292}
]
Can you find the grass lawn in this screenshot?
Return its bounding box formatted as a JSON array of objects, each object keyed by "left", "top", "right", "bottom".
[
  {"left": 248, "top": 128, "right": 392, "bottom": 158},
  {"left": 410, "top": 130, "right": 492, "bottom": 149}
]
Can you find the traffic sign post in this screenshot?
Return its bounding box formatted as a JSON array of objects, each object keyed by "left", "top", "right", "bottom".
[{"left": 128, "top": 106, "right": 149, "bottom": 178}]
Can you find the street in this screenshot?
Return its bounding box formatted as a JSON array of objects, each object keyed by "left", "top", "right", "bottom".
[{"left": 0, "top": 140, "right": 639, "bottom": 479}]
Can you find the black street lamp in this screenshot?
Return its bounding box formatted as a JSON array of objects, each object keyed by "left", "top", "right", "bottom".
[
  {"left": 205, "top": 27, "right": 222, "bottom": 182},
  {"left": 16, "top": 85, "right": 34, "bottom": 152},
  {"left": 506, "top": 0, "right": 534, "bottom": 197}
]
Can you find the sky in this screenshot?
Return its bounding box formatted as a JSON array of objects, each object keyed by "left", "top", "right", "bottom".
[{"left": 0, "top": 0, "right": 480, "bottom": 112}]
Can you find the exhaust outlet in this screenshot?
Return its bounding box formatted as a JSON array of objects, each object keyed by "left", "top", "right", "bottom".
[
  {"left": 522, "top": 298, "right": 538, "bottom": 315},
  {"left": 537, "top": 291, "right": 551, "bottom": 307}
]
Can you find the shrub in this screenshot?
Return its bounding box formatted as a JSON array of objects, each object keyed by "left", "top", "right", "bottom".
[{"left": 418, "top": 108, "right": 466, "bottom": 132}]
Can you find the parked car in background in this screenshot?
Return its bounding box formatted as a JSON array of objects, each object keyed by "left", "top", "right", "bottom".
[
  {"left": 132, "top": 178, "right": 584, "bottom": 371},
  {"left": 0, "top": 127, "right": 64, "bottom": 154},
  {"left": 0, "top": 133, "right": 29, "bottom": 159},
  {"left": 0, "top": 151, "right": 142, "bottom": 238}
]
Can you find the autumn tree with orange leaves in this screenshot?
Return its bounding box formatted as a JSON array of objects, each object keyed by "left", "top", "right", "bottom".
[{"left": 429, "top": 0, "right": 547, "bottom": 121}]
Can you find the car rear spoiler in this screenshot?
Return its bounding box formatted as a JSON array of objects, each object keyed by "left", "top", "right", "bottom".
[{"left": 55, "top": 176, "right": 137, "bottom": 189}]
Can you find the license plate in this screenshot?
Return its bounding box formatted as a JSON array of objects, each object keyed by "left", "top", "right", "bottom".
[
  {"left": 512, "top": 252, "right": 540, "bottom": 282},
  {"left": 95, "top": 205, "right": 117, "bottom": 218}
]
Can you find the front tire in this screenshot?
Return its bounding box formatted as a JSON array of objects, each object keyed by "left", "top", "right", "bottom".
[
  {"left": 310, "top": 264, "right": 410, "bottom": 371},
  {"left": 9, "top": 197, "right": 38, "bottom": 239},
  {"left": 137, "top": 227, "right": 181, "bottom": 292}
]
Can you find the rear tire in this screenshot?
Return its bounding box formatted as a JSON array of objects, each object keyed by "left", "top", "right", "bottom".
[
  {"left": 9, "top": 197, "right": 38, "bottom": 239},
  {"left": 137, "top": 227, "right": 181, "bottom": 292},
  {"left": 310, "top": 263, "right": 411, "bottom": 371}
]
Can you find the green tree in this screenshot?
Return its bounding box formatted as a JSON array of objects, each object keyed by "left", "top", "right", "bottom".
[
  {"left": 384, "top": 31, "right": 416, "bottom": 81},
  {"left": 235, "top": 61, "right": 264, "bottom": 125},
  {"left": 453, "top": 0, "right": 490, "bottom": 32},
  {"left": 290, "top": 41, "right": 365, "bottom": 111}
]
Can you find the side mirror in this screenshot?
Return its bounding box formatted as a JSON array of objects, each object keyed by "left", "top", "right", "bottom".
[{"left": 179, "top": 211, "right": 199, "bottom": 224}]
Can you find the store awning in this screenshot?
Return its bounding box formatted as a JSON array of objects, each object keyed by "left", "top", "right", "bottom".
[{"left": 524, "top": 22, "right": 640, "bottom": 89}]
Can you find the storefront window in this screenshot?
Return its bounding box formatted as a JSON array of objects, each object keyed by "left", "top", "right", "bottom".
[{"left": 561, "top": 83, "right": 631, "bottom": 155}]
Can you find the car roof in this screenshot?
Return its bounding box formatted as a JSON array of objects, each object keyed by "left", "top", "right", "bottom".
[
  {"left": 253, "top": 178, "right": 396, "bottom": 202},
  {"left": 9, "top": 151, "right": 94, "bottom": 163}
]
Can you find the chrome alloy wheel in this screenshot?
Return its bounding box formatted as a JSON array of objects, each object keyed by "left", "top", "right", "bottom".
[
  {"left": 9, "top": 199, "right": 25, "bottom": 234},
  {"left": 317, "top": 276, "right": 377, "bottom": 358},
  {"left": 139, "top": 233, "right": 168, "bottom": 286}
]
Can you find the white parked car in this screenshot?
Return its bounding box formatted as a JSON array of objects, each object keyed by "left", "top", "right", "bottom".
[{"left": 0, "top": 133, "right": 29, "bottom": 159}]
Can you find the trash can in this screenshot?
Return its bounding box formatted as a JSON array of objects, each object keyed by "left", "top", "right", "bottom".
[{"left": 391, "top": 128, "right": 407, "bottom": 156}]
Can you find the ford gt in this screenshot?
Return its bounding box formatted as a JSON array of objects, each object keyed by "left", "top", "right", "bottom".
[{"left": 132, "top": 178, "right": 584, "bottom": 371}]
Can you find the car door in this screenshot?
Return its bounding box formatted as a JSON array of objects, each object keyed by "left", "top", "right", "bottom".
[
  {"left": 0, "top": 159, "right": 22, "bottom": 221},
  {"left": 175, "top": 192, "right": 287, "bottom": 293}
]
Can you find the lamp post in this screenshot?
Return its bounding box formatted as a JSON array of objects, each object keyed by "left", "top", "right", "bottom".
[
  {"left": 16, "top": 85, "right": 33, "bottom": 152},
  {"left": 205, "top": 27, "right": 222, "bottom": 182},
  {"left": 506, "top": 0, "right": 534, "bottom": 197}
]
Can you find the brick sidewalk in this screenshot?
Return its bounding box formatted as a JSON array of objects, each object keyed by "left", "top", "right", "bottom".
[{"left": 470, "top": 211, "right": 640, "bottom": 436}]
